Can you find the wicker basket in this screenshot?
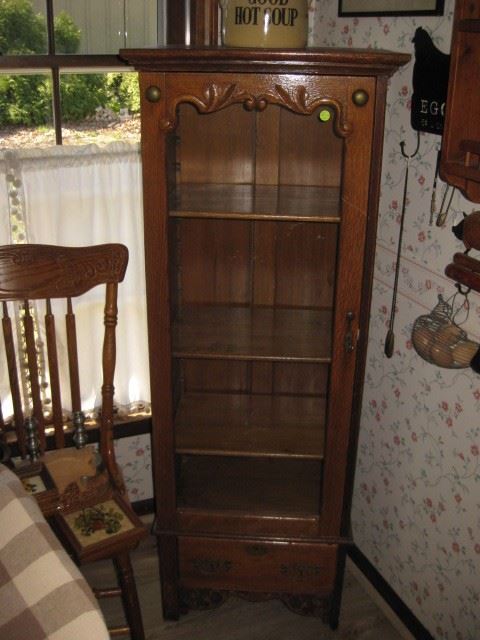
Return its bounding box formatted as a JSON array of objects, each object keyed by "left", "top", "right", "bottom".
[{"left": 412, "top": 295, "right": 479, "bottom": 368}]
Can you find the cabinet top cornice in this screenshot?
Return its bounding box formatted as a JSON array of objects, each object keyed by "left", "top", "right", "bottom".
[{"left": 120, "top": 46, "right": 410, "bottom": 77}]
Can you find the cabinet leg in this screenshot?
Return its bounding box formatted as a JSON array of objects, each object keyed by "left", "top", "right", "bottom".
[
  {"left": 162, "top": 585, "right": 181, "bottom": 621},
  {"left": 157, "top": 533, "right": 180, "bottom": 620},
  {"left": 328, "top": 605, "right": 340, "bottom": 631},
  {"left": 328, "top": 546, "right": 347, "bottom": 630}
]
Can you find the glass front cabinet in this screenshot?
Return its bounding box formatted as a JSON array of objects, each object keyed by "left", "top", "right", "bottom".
[{"left": 121, "top": 48, "right": 408, "bottom": 628}]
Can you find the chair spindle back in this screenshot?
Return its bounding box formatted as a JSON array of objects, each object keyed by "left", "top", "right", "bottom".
[{"left": 0, "top": 244, "right": 128, "bottom": 472}]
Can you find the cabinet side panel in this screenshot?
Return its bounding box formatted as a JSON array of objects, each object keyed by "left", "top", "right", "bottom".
[{"left": 138, "top": 72, "right": 177, "bottom": 526}]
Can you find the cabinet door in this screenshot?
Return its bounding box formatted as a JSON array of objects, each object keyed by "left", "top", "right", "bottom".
[{"left": 140, "top": 71, "right": 376, "bottom": 538}]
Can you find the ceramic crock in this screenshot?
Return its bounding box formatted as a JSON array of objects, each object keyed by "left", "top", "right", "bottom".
[{"left": 219, "top": 0, "right": 310, "bottom": 48}]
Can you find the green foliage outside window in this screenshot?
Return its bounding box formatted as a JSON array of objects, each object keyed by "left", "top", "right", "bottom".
[
  {"left": 54, "top": 10, "right": 81, "bottom": 54},
  {"left": 0, "top": 0, "right": 139, "bottom": 126},
  {"left": 0, "top": 0, "right": 45, "bottom": 54},
  {"left": 0, "top": 73, "right": 52, "bottom": 125},
  {"left": 106, "top": 73, "right": 141, "bottom": 115}
]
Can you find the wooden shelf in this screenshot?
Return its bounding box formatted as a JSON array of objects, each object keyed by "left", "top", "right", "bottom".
[
  {"left": 173, "top": 305, "right": 332, "bottom": 362},
  {"left": 440, "top": 2, "right": 480, "bottom": 202},
  {"left": 169, "top": 183, "right": 341, "bottom": 222},
  {"left": 177, "top": 455, "right": 322, "bottom": 517},
  {"left": 442, "top": 159, "right": 480, "bottom": 183},
  {"left": 458, "top": 18, "right": 480, "bottom": 32},
  {"left": 175, "top": 393, "right": 326, "bottom": 459},
  {"left": 445, "top": 252, "right": 480, "bottom": 294}
]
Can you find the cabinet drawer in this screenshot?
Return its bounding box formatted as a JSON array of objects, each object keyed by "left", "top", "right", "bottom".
[{"left": 178, "top": 536, "right": 338, "bottom": 595}]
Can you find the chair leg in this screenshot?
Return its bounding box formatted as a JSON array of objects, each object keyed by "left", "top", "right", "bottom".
[{"left": 113, "top": 552, "right": 145, "bottom": 640}]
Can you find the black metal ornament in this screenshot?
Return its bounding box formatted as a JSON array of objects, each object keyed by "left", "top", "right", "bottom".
[{"left": 411, "top": 27, "right": 450, "bottom": 136}]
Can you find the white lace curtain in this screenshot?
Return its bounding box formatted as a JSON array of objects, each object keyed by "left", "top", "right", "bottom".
[{"left": 0, "top": 142, "right": 150, "bottom": 420}]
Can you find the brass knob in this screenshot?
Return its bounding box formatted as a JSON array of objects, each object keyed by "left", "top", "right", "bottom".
[
  {"left": 352, "top": 89, "right": 369, "bottom": 107},
  {"left": 146, "top": 85, "right": 161, "bottom": 103}
]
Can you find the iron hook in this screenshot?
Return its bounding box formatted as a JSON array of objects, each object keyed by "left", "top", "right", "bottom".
[
  {"left": 456, "top": 282, "right": 471, "bottom": 296},
  {"left": 400, "top": 130, "right": 421, "bottom": 159}
]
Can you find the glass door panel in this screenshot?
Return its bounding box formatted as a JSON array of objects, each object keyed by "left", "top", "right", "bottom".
[{"left": 168, "top": 101, "right": 344, "bottom": 519}]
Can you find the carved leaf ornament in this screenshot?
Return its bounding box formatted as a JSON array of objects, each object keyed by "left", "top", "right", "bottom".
[{"left": 160, "top": 82, "right": 351, "bottom": 137}]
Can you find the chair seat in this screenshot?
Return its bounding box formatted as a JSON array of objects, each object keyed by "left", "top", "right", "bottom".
[
  {"left": 43, "top": 445, "right": 102, "bottom": 493},
  {"left": 53, "top": 493, "right": 148, "bottom": 564},
  {"left": 15, "top": 447, "right": 148, "bottom": 564},
  {"left": 16, "top": 460, "right": 60, "bottom": 517},
  {"left": 16, "top": 445, "right": 110, "bottom": 517}
]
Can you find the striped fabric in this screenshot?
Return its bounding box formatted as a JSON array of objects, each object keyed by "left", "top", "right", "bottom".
[{"left": 0, "top": 464, "right": 109, "bottom": 640}]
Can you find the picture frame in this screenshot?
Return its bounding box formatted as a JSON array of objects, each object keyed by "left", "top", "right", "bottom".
[{"left": 338, "top": 0, "right": 444, "bottom": 17}]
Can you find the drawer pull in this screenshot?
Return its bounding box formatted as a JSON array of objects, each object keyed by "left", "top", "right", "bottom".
[
  {"left": 245, "top": 544, "right": 268, "bottom": 557},
  {"left": 192, "top": 558, "right": 232, "bottom": 576},
  {"left": 281, "top": 563, "right": 322, "bottom": 579}
]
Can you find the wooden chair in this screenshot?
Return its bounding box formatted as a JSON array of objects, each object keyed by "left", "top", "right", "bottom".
[{"left": 0, "top": 243, "right": 147, "bottom": 640}]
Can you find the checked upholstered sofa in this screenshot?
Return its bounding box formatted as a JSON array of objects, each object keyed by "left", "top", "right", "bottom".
[{"left": 0, "top": 463, "right": 109, "bottom": 640}]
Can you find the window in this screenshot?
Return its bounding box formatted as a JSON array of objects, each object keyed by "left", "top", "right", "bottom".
[{"left": 0, "top": 0, "right": 167, "bottom": 146}]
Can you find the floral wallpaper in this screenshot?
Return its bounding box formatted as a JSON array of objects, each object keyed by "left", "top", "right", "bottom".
[
  {"left": 311, "top": 1, "right": 480, "bottom": 638},
  {"left": 115, "top": 434, "right": 153, "bottom": 503}
]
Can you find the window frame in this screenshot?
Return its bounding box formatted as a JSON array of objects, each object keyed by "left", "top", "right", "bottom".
[
  {"left": 0, "top": 1, "right": 217, "bottom": 145},
  {"left": 0, "top": 0, "right": 167, "bottom": 144}
]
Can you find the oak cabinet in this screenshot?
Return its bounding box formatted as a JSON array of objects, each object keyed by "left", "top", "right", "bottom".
[
  {"left": 441, "top": 0, "right": 480, "bottom": 202},
  {"left": 121, "top": 47, "right": 408, "bottom": 627}
]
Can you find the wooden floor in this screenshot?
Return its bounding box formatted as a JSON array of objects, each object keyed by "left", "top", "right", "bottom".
[{"left": 82, "top": 521, "right": 406, "bottom": 640}]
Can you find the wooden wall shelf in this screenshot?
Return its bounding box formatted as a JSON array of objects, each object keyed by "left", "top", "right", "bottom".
[
  {"left": 440, "top": 0, "right": 480, "bottom": 202},
  {"left": 458, "top": 18, "right": 480, "bottom": 32},
  {"left": 445, "top": 252, "right": 480, "bottom": 294}
]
